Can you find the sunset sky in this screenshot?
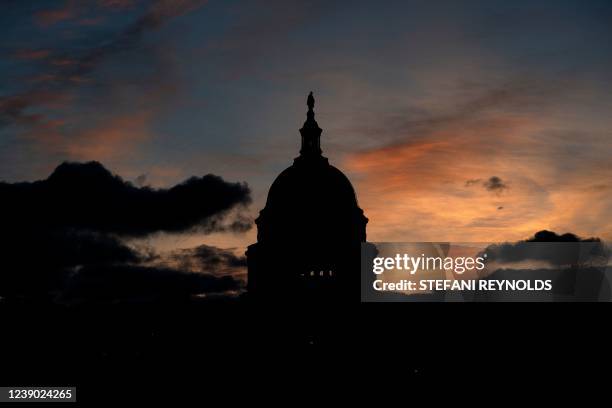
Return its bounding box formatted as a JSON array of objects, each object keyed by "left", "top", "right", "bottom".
[{"left": 2, "top": 0, "right": 612, "bottom": 280}]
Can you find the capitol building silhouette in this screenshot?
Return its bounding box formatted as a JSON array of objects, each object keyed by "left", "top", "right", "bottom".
[{"left": 247, "top": 93, "right": 370, "bottom": 302}]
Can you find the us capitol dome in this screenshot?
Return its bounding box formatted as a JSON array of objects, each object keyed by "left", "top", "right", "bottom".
[{"left": 246, "top": 92, "right": 369, "bottom": 302}]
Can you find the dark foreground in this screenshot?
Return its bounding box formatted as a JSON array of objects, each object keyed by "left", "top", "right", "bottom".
[{"left": 0, "top": 298, "right": 608, "bottom": 403}]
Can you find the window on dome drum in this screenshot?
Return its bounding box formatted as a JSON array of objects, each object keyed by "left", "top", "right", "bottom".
[{"left": 302, "top": 270, "right": 334, "bottom": 278}]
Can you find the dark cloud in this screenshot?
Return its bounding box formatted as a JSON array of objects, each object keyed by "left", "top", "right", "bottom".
[
  {"left": 192, "top": 245, "right": 247, "bottom": 268},
  {"left": 527, "top": 230, "right": 595, "bottom": 243},
  {"left": 475, "top": 267, "right": 611, "bottom": 302},
  {"left": 483, "top": 230, "right": 610, "bottom": 267},
  {"left": 61, "top": 264, "right": 238, "bottom": 303},
  {"left": 195, "top": 213, "right": 253, "bottom": 235},
  {"left": 483, "top": 176, "right": 507, "bottom": 193},
  {"left": 1, "top": 229, "right": 142, "bottom": 297},
  {"left": 465, "top": 176, "right": 508, "bottom": 194},
  {"left": 169, "top": 245, "right": 247, "bottom": 276},
  {"left": 2, "top": 161, "right": 251, "bottom": 236},
  {"left": 0, "top": 229, "right": 241, "bottom": 302},
  {"left": 0, "top": 161, "right": 250, "bottom": 302}
]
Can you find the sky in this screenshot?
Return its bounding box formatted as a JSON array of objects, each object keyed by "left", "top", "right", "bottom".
[{"left": 2, "top": 0, "right": 612, "bottom": 282}]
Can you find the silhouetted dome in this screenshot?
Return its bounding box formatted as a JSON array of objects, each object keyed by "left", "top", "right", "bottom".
[
  {"left": 256, "top": 155, "right": 366, "bottom": 245},
  {"left": 253, "top": 92, "right": 367, "bottom": 245},
  {"left": 265, "top": 158, "right": 358, "bottom": 211},
  {"left": 247, "top": 92, "right": 369, "bottom": 301}
]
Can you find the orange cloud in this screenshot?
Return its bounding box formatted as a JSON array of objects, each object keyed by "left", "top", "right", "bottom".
[{"left": 343, "top": 109, "right": 612, "bottom": 243}]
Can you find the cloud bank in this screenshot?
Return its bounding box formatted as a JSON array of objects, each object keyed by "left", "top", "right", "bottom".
[
  {"left": 0, "top": 161, "right": 251, "bottom": 302},
  {"left": 2, "top": 161, "right": 251, "bottom": 236},
  {"left": 483, "top": 230, "right": 609, "bottom": 267}
]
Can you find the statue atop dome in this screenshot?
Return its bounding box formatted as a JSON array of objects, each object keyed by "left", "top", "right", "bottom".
[
  {"left": 299, "top": 92, "right": 323, "bottom": 158},
  {"left": 246, "top": 93, "right": 369, "bottom": 303}
]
